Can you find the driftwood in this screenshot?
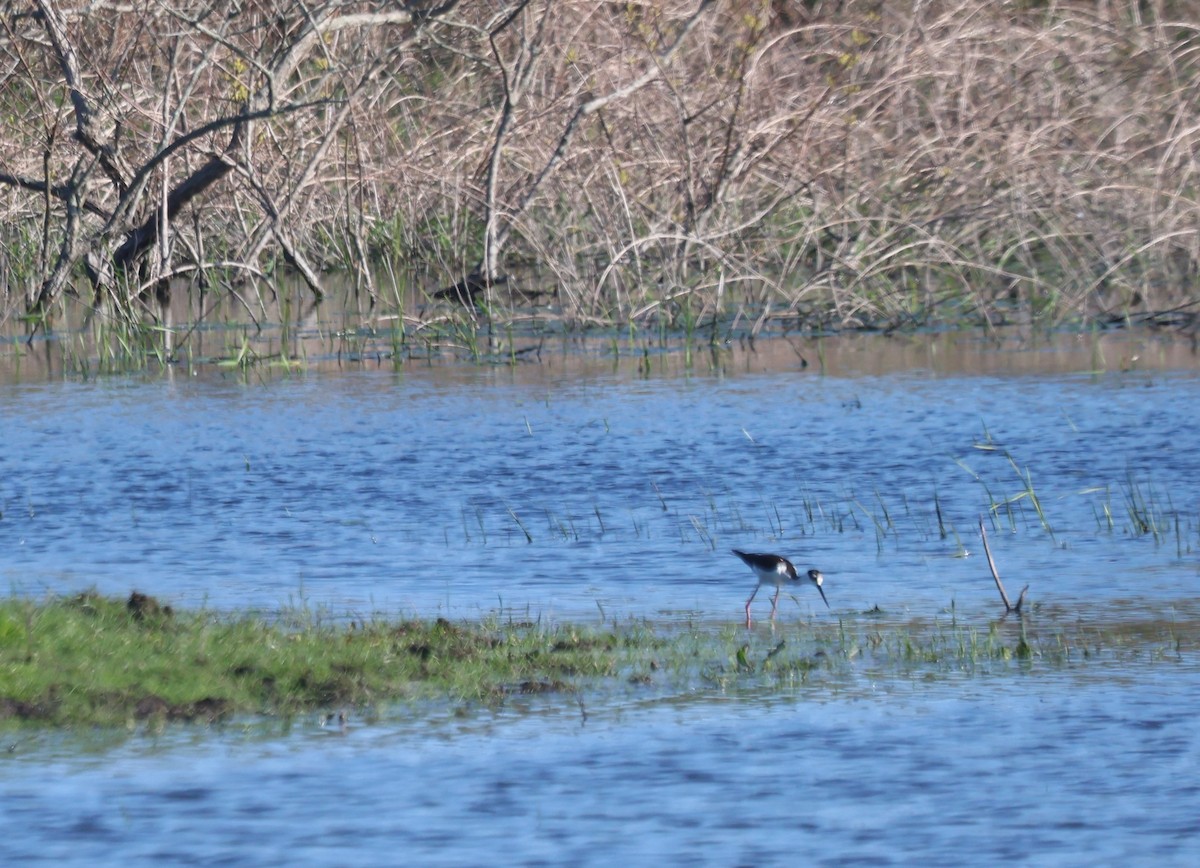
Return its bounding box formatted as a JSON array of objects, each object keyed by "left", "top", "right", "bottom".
[{"left": 978, "top": 517, "right": 1029, "bottom": 615}]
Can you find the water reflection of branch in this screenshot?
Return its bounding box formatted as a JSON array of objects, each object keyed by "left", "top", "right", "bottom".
[{"left": 978, "top": 517, "right": 1028, "bottom": 615}]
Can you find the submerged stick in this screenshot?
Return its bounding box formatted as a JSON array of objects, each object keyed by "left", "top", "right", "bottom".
[{"left": 979, "top": 517, "right": 1027, "bottom": 614}]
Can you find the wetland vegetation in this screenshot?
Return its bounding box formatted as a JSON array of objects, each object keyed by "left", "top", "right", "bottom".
[
  {"left": 1, "top": 590, "right": 1192, "bottom": 729},
  {"left": 2, "top": 0, "right": 1199, "bottom": 365},
  {"left": 2, "top": 1, "right": 1198, "bottom": 756}
]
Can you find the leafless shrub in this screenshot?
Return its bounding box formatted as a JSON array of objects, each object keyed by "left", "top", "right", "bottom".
[{"left": 0, "top": 0, "right": 1197, "bottom": 331}]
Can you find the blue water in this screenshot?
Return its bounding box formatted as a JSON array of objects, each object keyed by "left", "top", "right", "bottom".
[
  {"left": 1, "top": 344, "right": 1196, "bottom": 621},
  {"left": 3, "top": 663, "right": 1197, "bottom": 864},
  {"left": 2, "top": 332, "right": 1199, "bottom": 863}
]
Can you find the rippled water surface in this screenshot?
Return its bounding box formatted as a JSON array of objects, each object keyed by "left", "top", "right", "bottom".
[
  {"left": 2, "top": 331, "right": 1198, "bottom": 621},
  {"left": 3, "top": 666, "right": 1198, "bottom": 864},
  {"left": 2, "top": 328, "right": 1199, "bottom": 862}
]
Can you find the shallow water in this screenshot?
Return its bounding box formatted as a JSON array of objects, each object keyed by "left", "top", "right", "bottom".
[
  {"left": 2, "top": 327, "right": 1199, "bottom": 861},
  {"left": 0, "top": 330, "right": 1196, "bottom": 623},
  {"left": 3, "top": 663, "right": 1198, "bottom": 864}
]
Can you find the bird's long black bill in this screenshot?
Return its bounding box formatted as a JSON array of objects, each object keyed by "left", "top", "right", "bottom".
[{"left": 816, "top": 584, "right": 830, "bottom": 609}]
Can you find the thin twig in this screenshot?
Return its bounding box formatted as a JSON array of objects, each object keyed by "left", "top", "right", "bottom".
[{"left": 979, "top": 516, "right": 1024, "bottom": 614}]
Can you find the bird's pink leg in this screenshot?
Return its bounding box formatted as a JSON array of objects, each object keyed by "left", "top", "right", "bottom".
[
  {"left": 770, "top": 587, "right": 781, "bottom": 620},
  {"left": 745, "top": 586, "right": 759, "bottom": 627}
]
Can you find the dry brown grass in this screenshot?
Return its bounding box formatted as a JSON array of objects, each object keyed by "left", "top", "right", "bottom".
[{"left": 1, "top": 0, "right": 1197, "bottom": 331}]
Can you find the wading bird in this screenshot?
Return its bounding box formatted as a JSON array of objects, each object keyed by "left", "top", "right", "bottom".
[{"left": 732, "top": 549, "right": 828, "bottom": 626}]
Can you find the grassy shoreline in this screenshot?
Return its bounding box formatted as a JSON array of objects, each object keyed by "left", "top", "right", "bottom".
[{"left": 1, "top": 592, "right": 1191, "bottom": 730}]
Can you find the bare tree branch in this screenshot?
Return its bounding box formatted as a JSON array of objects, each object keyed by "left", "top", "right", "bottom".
[
  {"left": 34, "top": 0, "right": 132, "bottom": 193},
  {"left": 469, "top": 0, "right": 718, "bottom": 290}
]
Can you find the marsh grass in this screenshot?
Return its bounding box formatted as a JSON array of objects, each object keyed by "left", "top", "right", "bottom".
[
  {"left": 0, "top": 592, "right": 660, "bottom": 727},
  {"left": 6, "top": 2, "right": 1200, "bottom": 357},
  {"left": 1, "top": 593, "right": 1193, "bottom": 730},
  {"left": 358, "top": 444, "right": 1193, "bottom": 573}
]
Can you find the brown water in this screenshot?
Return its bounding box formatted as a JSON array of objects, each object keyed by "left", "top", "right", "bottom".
[
  {"left": 1, "top": 316, "right": 1198, "bottom": 863},
  {"left": 3, "top": 280, "right": 1197, "bottom": 384}
]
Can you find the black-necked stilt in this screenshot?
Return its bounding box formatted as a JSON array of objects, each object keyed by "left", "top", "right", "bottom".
[{"left": 732, "top": 549, "right": 828, "bottom": 626}]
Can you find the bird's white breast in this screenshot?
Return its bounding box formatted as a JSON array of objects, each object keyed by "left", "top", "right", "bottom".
[{"left": 754, "top": 565, "right": 793, "bottom": 586}]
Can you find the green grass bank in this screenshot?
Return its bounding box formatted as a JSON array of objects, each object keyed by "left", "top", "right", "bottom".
[{"left": 1, "top": 592, "right": 1192, "bottom": 730}]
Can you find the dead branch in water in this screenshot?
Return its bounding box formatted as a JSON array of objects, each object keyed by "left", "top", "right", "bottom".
[{"left": 979, "top": 517, "right": 1028, "bottom": 615}]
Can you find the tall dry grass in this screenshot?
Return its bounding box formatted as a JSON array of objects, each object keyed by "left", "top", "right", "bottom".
[{"left": 1, "top": 0, "right": 1197, "bottom": 331}]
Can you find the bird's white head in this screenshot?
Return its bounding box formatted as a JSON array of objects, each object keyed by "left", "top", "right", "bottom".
[{"left": 808, "top": 569, "right": 830, "bottom": 609}]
